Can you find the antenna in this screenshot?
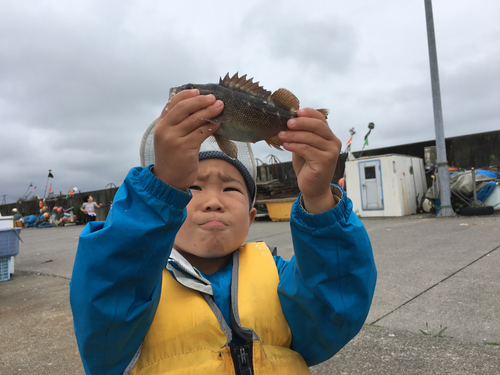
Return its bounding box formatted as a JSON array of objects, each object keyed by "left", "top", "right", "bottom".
[
  {"left": 359, "top": 122, "right": 375, "bottom": 157},
  {"left": 22, "top": 183, "right": 33, "bottom": 199},
  {"left": 343, "top": 128, "right": 356, "bottom": 153},
  {"left": 43, "top": 169, "right": 54, "bottom": 199}
]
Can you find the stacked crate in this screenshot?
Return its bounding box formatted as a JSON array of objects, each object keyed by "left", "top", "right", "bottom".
[{"left": 0, "top": 228, "right": 20, "bottom": 282}]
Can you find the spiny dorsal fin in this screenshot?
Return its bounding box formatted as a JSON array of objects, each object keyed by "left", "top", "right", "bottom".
[
  {"left": 219, "top": 73, "right": 272, "bottom": 98},
  {"left": 270, "top": 88, "right": 300, "bottom": 111}
]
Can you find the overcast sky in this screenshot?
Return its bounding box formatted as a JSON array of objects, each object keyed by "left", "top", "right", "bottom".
[{"left": 1, "top": 0, "right": 499, "bottom": 204}]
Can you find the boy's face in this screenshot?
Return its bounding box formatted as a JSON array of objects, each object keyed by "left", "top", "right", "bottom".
[{"left": 174, "top": 159, "right": 257, "bottom": 273}]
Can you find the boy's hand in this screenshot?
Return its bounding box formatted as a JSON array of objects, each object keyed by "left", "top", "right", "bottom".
[
  {"left": 152, "top": 90, "right": 224, "bottom": 191},
  {"left": 278, "top": 108, "right": 342, "bottom": 214}
]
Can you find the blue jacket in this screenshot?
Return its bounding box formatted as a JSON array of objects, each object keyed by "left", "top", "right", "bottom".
[{"left": 70, "top": 166, "right": 377, "bottom": 375}]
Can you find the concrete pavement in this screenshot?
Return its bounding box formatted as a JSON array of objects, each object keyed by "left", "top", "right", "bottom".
[{"left": 1, "top": 212, "right": 499, "bottom": 374}]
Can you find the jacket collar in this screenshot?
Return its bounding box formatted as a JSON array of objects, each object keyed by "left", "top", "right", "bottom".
[{"left": 166, "top": 249, "right": 214, "bottom": 295}]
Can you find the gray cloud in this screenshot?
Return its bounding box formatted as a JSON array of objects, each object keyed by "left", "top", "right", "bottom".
[{"left": 1, "top": 0, "right": 499, "bottom": 204}]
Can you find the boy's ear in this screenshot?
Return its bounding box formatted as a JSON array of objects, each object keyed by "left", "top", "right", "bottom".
[{"left": 249, "top": 207, "right": 257, "bottom": 225}]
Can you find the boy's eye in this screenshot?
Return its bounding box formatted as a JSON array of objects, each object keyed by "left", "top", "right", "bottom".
[
  {"left": 189, "top": 186, "right": 201, "bottom": 191},
  {"left": 224, "top": 187, "right": 241, "bottom": 193}
]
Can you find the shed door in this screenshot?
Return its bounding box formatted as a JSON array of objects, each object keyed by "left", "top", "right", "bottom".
[{"left": 360, "top": 161, "right": 383, "bottom": 210}]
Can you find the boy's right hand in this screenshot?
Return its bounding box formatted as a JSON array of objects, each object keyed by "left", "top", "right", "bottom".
[{"left": 152, "top": 89, "right": 224, "bottom": 191}]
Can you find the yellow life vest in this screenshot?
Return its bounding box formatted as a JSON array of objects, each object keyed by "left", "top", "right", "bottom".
[{"left": 129, "top": 242, "right": 310, "bottom": 374}]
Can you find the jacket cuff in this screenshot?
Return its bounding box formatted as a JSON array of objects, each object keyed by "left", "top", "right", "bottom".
[
  {"left": 298, "top": 185, "right": 343, "bottom": 213},
  {"left": 133, "top": 165, "right": 192, "bottom": 210},
  {"left": 293, "top": 184, "right": 350, "bottom": 228}
]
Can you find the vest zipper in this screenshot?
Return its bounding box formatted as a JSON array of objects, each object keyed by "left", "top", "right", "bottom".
[{"left": 230, "top": 344, "right": 253, "bottom": 375}]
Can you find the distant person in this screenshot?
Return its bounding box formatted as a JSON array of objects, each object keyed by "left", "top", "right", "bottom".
[
  {"left": 12, "top": 208, "right": 23, "bottom": 221},
  {"left": 81, "top": 195, "right": 102, "bottom": 223}
]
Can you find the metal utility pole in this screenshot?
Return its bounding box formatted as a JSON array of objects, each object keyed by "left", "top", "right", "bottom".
[{"left": 424, "top": 0, "right": 455, "bottom": 217}]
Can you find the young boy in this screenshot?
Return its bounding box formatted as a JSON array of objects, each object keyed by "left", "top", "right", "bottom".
[{"left": 70, "top": 89, "right": 377, "bottom": 374}]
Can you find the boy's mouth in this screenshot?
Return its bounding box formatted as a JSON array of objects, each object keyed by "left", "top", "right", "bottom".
[{"left": 200, "top": 221, "right": 227, "bottom": 230}]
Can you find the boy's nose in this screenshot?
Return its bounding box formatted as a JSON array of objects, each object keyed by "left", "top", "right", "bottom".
[{"left": 202, "top": 192, "right": 224, "bottom": 212}]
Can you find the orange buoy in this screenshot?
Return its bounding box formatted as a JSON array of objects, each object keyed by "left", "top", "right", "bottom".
[{"left": 338, "top": 177, "right": 346, "bottom": 190}]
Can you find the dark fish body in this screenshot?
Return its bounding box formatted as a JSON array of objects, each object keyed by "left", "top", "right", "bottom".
[
  {"left": 170, "top": 73, "right": 328, "bottom": 158},
  {"left": 187, "top": 82, "right": 294, "bottom": 143}
]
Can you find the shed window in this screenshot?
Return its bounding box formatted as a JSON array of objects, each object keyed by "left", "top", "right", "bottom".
[{"left": 364, "top": 166, "right": 376, "bottom": 179}]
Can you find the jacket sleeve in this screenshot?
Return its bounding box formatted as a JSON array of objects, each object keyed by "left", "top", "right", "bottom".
[
  {"left": 276, "top": 185, "right": 377, "bottom": 366},
  {"left": 69, "top": 166, "right": 191, "bottom": 375}
]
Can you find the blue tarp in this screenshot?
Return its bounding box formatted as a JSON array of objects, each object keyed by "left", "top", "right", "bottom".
[
  {"left": 24, "top": 214, "right": 36, "bottom": 227},
  {"left": 476, "top": 170, "right": 499, "bottom": 178},
  {"left": 435, "top": 171, "right": 498, "bottom": 213},
  {"left": 477, "top": 181, "right": 497, "bottom": 202},
  {"left": 449, "top": 170, "right": 499, "bottom": 178},
  {"left": 36, "top": 222, "right": 56, "bottom": 228}
]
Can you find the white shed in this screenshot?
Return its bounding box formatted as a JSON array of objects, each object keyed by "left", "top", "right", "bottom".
[{"left": 344, "top": 154, "right": 427, "bottom": 217}]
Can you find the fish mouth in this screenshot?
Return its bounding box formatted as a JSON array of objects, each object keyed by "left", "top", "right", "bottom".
[
  {"left": 169, "top": 84, "right": 195, "bottom": 98},
  {"left": 169, "top": 87, "right": 181, "bottom": 98}
]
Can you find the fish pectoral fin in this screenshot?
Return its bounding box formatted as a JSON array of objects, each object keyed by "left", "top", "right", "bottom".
[
  {"left": 270, "top": 88, "right": 300, "bottom": 111},
  {"left": 265, "top": 135, "right": 284, "bottom": 151},
  {"left": 213, "top": 134, "right": 238, "bottom": 158},
  {"left": 202, "top": 113, "right": 229, "bottom": 125},
  {"left": 316, "top": 108, "right": 329, "bottom": 119}
]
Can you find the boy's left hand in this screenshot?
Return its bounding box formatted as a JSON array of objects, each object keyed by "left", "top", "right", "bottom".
[{"left": 278, "top": 108, "right": 342, "bottom": 214}]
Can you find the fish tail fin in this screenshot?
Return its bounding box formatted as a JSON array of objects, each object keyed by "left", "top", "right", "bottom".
[
  {"left": 212, "top": 134, "right": 238, "bottom": 158},
  {"left": 316, "top": 108, "right": 329, "bottom": 119},
  {"left": 265, "top": 135, "right": 284, "bottom": 151}
]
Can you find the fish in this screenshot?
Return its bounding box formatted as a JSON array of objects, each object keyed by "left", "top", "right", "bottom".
[{"left": 169, "top": 73, "right": 329, "bottom": 158}]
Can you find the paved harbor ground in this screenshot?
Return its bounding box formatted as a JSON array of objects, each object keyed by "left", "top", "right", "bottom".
[{"left": 1, "top": 212, "right": 499, "bottom": 374}]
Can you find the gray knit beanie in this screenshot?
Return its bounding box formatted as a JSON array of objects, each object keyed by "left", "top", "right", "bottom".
[{"left": 198, "top": 151, "right": 256, "bottom": 207}]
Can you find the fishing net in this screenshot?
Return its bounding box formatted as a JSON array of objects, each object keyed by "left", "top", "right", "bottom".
[{"left": 139, "top": 117, "right": 257, "bottom": 183}]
